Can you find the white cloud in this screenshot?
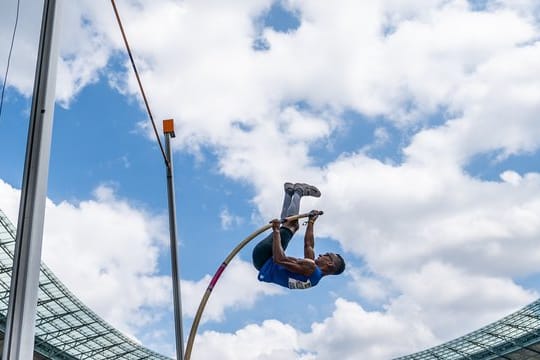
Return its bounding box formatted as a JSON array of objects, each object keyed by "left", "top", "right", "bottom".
[
  {"left": 182, "top": 259, "right": 282, "bottom": 323},
  {"left": 189, "top": 283, "right": 535, "bottom": 360},
  {"left": 192, "top": 319, "right": 307, "bottom": 360},
  {"left": 302, "top": 298, "right": 436, "bottom": 360},
  {"left": 191, "top": 298, "right": 437, "bottom": 360},
  {"left": 500, "top": 170, "right": 522, "bottom": 185},
  {"left": 391, "top": 261, "right": 537, "bottom": 340},
  {"left": 348, "top": 266, "right": 393, "bottom": 303},
  {"left": 0, "top": 179, "right": 21, "bottom": 222},
  {"left": 43, "top": 185, "right": 173, "bottom": 334},
  {"left": 4, "top": 0, "right": 540, "bottom": 358},
  {"left": 0, "top": 183, "right": 283, "bottom": 351},
  {"left": 0, "top": 0, "right": 41, "bottom": 95},
  {"left": 373, "top": 127, "right": 390, "bottom": 147},
  {"left": 0, "top": 1, "right": 118, "bottom": 104},
  {"left": 0, "top": 180, "right": 171, "bottom": 337},
  {"left": 0, "top": 180, "right": 283, "bottom": 349},
  {"left": 220, "top": 207, "right": 244, "bottom": 230},
  {"left": 405, "top": 43, "right": 540, "bottom": 167},
  {"left": 316, "top": 151, "right": 540, "bottom": 266}
]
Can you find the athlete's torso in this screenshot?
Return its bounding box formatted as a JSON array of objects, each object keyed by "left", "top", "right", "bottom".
[{"left": 258, "top": 259, "right": 323, "bottom": 289}]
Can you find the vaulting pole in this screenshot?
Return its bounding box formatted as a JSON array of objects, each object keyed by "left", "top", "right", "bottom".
[
  {"left": 163, "top": 119, "right": 185, "bottom": 360},
  {"left": 184, "top": 212, "right": 317, "bottom": 360},
  {"left": 3, "top": 0, "right": 62, "bottom": 358}
]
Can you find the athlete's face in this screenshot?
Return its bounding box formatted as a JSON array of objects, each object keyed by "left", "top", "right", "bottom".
[{"left": 316, "top": 253, "right": 338, "bottom": 274}]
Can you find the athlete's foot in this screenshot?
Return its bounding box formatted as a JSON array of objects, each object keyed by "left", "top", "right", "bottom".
[
  {"left": 294, "top": 183, "right": 321, "bottom": 198},
  {"left": 284, "top": 182, "right": 294, "bottom": 195}
]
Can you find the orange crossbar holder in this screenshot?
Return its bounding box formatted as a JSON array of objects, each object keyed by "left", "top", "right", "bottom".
[{"left": 163, "top": 119, "right": 176, "bottom": 137}]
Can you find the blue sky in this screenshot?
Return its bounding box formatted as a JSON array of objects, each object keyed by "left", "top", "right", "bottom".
[{"left": 1, "top": 1, "right": 540, "bottom": 359}]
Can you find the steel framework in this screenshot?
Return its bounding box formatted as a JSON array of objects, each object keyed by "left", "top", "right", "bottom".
[
  {"left": 4, "top": 204, "right": 540, "bottom": 360},
  {"left": 395, "top": 295, "right": 540, "bottom": 359},
  {"left": 0, "top": 209, "right": 171, "bottom": 359}
]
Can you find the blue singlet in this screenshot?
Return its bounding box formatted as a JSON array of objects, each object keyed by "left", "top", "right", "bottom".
[{"left": 257, "top": 258, "right": 323, "bottom": 290}]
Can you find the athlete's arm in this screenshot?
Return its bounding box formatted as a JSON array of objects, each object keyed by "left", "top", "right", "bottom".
[
  {"left": 271, "top": 219, "right": 315, "bottom": 276},
  {"left": 304, "top": 213, "right": 318, "bottom": 260}
]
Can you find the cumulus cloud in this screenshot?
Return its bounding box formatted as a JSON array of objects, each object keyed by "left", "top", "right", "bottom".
[
  {"left": 500, "top": 170, "right": 522, "bottom": 185},
  {"left": 0, "top": 180, "right": 172, "bottom": 335},
  {"left": 0, "top": 0, "right": 41, "bottom": 95},
  {"left": 391, "top": 261, "right": 537, "bottom": 339},
  {"left": 192, "top": 319, "right": 306, "bottom": 360},
  {"left": 0, "top": 179, "right": 21, "bottom": 222},
  {"left": 0, "top": 180, "right": 284, "bottom": 341},
  {"left": 42, "top": 185, "right": 173, "bottom": 332},
  {"left": 302, "top": 298, "right": 436, "bottom": 360},
  {"left": 220, "top": 207, "right": 244, "bottom": 230},
  {"left": 191, "top": 298, "right": 437, "bottom": 360},
  {"left": 191, "top": 285, "right": 535, "bottom": 360},
  {"left": 0, "top": 1, "right": 118, "bottom": 104},
  {"left": 348, "top": 266, "right": 394, "bottom": 303},
  {"left": 3, "top": 0, "right": 540, "bottom": 358},
  {"left": 182, "top": 259, "right": 282, "bottom": 323}
]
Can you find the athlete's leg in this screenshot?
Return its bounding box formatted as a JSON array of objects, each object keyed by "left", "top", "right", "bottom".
[
  {"left": 280, "top": 182, "right": 294, "bottom": 219},
  {"left": 284, "top": 190, "right": 301, "bottom": 217},
  {"left": 253, "top": 183, "right": 321, "bottom": 270},
  {"left": 282, "top": 183, "right": 321, "bottom": 233},
  {"left": 252, "top": 227, "right": 294, "bottom": 270},
  {"left": 282, "top": 182, "right": 322, "bottom": 219}
]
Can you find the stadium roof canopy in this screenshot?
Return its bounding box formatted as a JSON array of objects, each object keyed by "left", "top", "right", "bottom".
[
  {"left": 3, "top": 206, "right": 540, "bottom": 360},
  {"left": 394, "top": 295, "right": 540, "bottom": 359},
  {"left": 0, "top": 209, "right": 171, "bottom": 360}
]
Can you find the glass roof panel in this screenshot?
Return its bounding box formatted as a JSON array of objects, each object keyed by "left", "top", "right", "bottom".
[{"left": 0, "top": 209, "right": 171, "bottom": 360}]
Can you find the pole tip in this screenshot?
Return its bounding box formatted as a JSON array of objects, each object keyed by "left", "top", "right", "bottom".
[{"left": 163, "top": 119, "right": 176, "bottom": 138}]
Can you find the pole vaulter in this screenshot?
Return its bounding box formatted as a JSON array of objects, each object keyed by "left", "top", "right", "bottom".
[{"left": 184, "top": 211, "right": 316, "bottom": 360}]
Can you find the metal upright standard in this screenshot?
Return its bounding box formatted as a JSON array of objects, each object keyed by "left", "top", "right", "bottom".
[
  {"left": 2, "top": 0, "right": 62, "bottom": 359},
  {"left": 163, "top": 119, "right": 185, "bottom": 360}
]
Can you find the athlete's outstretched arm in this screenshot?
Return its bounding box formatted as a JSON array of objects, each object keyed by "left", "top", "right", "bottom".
[
  {"left": 304, "top": 210, "right": 320, "bottom": 260},
  {"left": 304, "top": 220, "right": 315, "bottom": 260}
]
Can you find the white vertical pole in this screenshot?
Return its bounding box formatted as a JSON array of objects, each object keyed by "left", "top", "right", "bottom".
[{"left": 2, "top": 0, "right": 61, "bottom": 358}]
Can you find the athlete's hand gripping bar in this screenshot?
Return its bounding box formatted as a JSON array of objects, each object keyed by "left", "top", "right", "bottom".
[{"left": 270, "top": 210, "right": 324, "bottom": 224}]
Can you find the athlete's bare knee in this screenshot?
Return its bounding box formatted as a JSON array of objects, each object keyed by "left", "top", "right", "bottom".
[{"left": 282, "top": 219, "right": 299, "bottom": 233}]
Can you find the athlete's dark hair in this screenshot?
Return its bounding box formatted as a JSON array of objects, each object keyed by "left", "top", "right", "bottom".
[{"left": 333, "top": 254, "right": 346, "bottom": 275}]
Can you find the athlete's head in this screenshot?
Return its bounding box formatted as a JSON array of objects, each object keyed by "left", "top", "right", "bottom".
[
  {"left": 332, "top": 253, "right": 346, "bottom": 275},
  {"left": 316, "top": 253, "right": 346, "bottom": 275}
]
